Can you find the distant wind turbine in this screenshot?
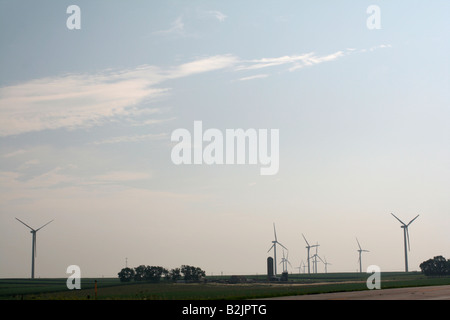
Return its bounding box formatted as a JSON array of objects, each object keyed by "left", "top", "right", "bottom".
[
  {"left": 356, "top": 237, "right": 369, "bottom": 273},
  {"left": 321, "top": 256, "right": 332, "bottom": 274},
  {"left": 296, "top": 260, "right": 306, "bottom": 274},
  {"left": 16, "top": 218, "right": 54, "bottom": 279},
  {"left": 268, "top": 223, "right": 287, "bottom": 276},
  {"left": 279, "top": 249, "right": 292, "bottom": 273},
  {"left": 302, "top": 234, "right": 319, "bottom": 274},
  {"left": 391, "top": 213, "right": 419, "bottom": 272},
  {"left": 310, "top": 243, "right": 321, "bottom": 274}
]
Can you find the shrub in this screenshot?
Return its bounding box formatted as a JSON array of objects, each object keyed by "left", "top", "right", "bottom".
[{"left": 419, "top": 256, "right": 450, "bottom": 276}]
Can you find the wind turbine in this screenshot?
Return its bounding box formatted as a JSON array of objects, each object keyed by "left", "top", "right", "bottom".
[
  {"left": 391, "top": 213, "right": 419, "bottom": 272},
  {"left": 310, "top": 243, "right": 321, "bottom": 273},
  {"left": 356, "top": 237, "right": 369, "bottom": 273},
  {"left": 296, "top": 260, "right": 306, "bottom": 274},
  {"left": 279, "top": 249, "right": 292, "bottom": 273},
  {"left": 302, "top": 234, "right": 319, "bottom": 274},
  {"left": 268, "top": 223, "right": 287, "bottom": 276},
  {"left": 322, "top": 256, "right": 332, "bottom": 274},
  {"left": 16, "top": 218, "right": 54, "bottom": 279}
]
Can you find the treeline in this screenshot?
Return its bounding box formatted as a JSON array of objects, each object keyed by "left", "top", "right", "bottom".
[
  {"left": 118, "top": 265, "right": 205, "bottom": 283},
  {"left": 420, "top": 256, "right": 450, "bottom": 276}
]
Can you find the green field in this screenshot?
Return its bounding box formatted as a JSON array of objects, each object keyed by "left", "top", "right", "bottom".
[{"left": 1, "top": 272, "right": 450, "bottom": 300}]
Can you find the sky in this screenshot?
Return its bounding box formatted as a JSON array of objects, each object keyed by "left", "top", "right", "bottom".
[{"left": 0, "top": 0, "right": 449, "bottom": 278}]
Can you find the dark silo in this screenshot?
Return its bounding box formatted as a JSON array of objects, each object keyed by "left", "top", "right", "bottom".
[{"left": 267, "top": 257, "right": 274, "bottom": 280}]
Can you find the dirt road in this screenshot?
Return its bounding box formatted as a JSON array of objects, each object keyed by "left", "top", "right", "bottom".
[{"left": 262, "top": 285, "right": 450, "bottom": 300}]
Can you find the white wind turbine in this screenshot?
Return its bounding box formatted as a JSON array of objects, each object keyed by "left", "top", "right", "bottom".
[
  {"left": 356, "top": 237, "right": 369, "bottom": 273},
  {"left": 279, "top": 249, "right": 292, "bottom": 273},
  {"left": 296, "top": 260, "right": 306, "bottom": 274},
  {"left": 302, "top": 234, "right": 319, "bottom": 274},
  {"left": 16, "top": 218, "right": 54, "bottom": 279},
  {"left": 310, "top": 243, "right": 321, "bottom": 274},
  {"left": 321, "top": 256, "right": 332, "bottom": 274},
  {"left": 391, "top": 213, "right": 420, "bottom": 272},
  {"left": 268, "top": 223, "right": 287, "bottom": 276}
]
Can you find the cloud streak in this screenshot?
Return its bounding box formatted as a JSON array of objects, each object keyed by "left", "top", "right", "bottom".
[
  {"left": 206, "top": 10, "right": 227, "bottom": 22},
  {"left": 236, "top": 50, "right": 347, "bottom": 72},
  {"left": 0, "top": 55, "right": 238, "bottom": 137},
  {"left": 91, "top": 133, "right": 168, "bottom": 145},
  {"left": 153, "top": 16, "right": 185, "bottom": 35},
  {"left": 0, "top": 45, "right": 390, "bottom": 137}
]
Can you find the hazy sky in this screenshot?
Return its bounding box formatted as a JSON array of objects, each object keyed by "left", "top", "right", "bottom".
[{"left": 1, "top": 1, "right": 449, "bottom": 278}]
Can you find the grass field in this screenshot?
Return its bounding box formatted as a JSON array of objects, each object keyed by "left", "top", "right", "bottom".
[{"left": 1, "top": 272, "right": 450, "bottom": 300}]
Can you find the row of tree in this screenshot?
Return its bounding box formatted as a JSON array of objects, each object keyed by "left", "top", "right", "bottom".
[
  {"left": 118, "top": 265, "right": 206, "bottom": 283},
  {"left": 420, "top": 256, "right": 450, "bottom": 276}
]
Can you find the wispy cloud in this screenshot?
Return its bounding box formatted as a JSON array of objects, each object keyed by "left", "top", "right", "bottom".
[
  {"left": 153, "top": 16, "right": 185, "bottom": 35},
  {"left": 234, "top": 45, "right": 391, "bottom": 78},
  {"left": 0, "top": 55, "right": 238, "bottom": 137},
  {"left": 2, "top": 149, "right": 27, "bottom": 158},
  {"left": 91, "top": 133, "right": 168, "bottom": 145},
  {"left": 0, "top": 66, "right": 168, "bottom": 136},
  {"left": 91, "top": 171, "right": 152, "bottom": 183},
  {"left": 167, "top": 54, "right": 239, "bottom": 78},
  {"left": 0, "top": 45, "right": 391, "bottom": 137},
  {"left": 206, "top": 10, "right": 227, "bottom": 22},
  {"left": 236, "top": 50, "right": 347, "bottom": 72},
  {"left": 237, "top": 74, "right": 269, "bottom": 81}
]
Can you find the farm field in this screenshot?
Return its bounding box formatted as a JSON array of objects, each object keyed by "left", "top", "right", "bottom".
[{"left": 2, "top": 272, "right": 450, "bottom": 300}]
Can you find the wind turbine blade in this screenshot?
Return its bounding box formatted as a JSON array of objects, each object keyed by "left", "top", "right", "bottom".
[
  {"left": 302, "top": 233, "right": 310, "bottom": 246},
  {"left": 356, "top": 237, "right": 362, "bottom": 250},
  {"left": 267, "top": 243, "right": 274, "bottom": 253},
  {"left": 273, "top": 223, "right": 277, "bottom": 242},
  {"left": 391, "top": 213, "right": 406, "bottom": 225},
  {"left": 35, "top": 219, "right": 54, "bottom": 232},
  {"left": 277, "top": 242, "right": 288, "bottom": 251},
  {"left": 407, "top": 214, "right": 419, "bottom": 227},
  {"left": 15, "top": 218, "right": 35, "bottom": 231}
]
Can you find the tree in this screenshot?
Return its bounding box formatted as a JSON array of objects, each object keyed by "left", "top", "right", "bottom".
[
  {"left": 144, "top": 266, "right": 167, "bottom": 283},
  {"left": 119, "top": 264, "right": 205, "bottom": 283},
  {"left": 181, "top": 265, "right": 206, "bottom": 282},
  {"left": 134, "top": 265, "right": 147, "bottom": 281},
  {"left": 118, "top": 267, "right": 135, "bottom": 282},
  {"left": 168, "top": 268, "right": 182, "bottom": 282},
  {"left": 420, "top": 256, "right": 450, "bottom": 276}
]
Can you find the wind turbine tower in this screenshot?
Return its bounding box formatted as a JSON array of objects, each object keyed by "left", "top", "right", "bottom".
[
  {"left": 356, "top": 237, "right": 369, "bottom": 273},
  {"left": 310, "top": 243, "right": 321, "bottom": 274},
  {"left": 302, "top": 234, "right": 319, "bottom": 274},
  {"left": 268, "top": 223, "right": 287, "bottom": 276},
  {"left": 391, "top": 213, "right": 419, "bottom": 272},
  {"left": 16, "top": 218, "right": 54, "bottom": 279},
  {"left": 322, "top": 256, "right": 331, "bottom": 274}
]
